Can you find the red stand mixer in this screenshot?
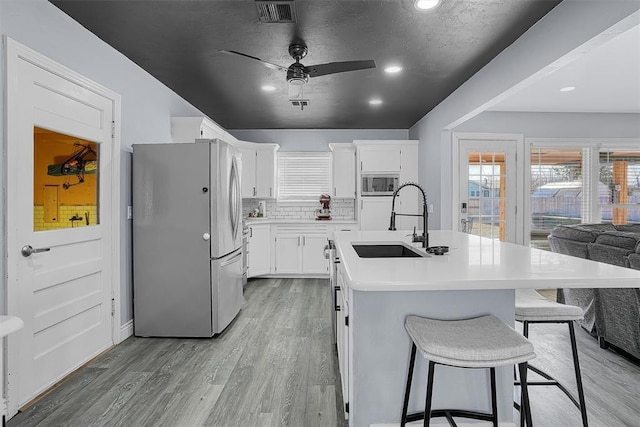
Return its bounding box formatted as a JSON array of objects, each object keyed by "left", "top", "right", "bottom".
[{"left": 316, "top": 194, "right": 332, "bottom": 220}]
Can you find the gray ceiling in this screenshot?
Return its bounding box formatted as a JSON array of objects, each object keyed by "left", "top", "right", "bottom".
[{"left": 50, "top": 0, "right": 562, "bottom": 129}]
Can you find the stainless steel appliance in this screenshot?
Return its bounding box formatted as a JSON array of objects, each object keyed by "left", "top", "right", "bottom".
[
  {"left": 325, "top": 239, "right": 339, "bottom": 344},
  {"left": 132, "top": 139, "right": 244, "bottom": 337},
  {"left": 242, "top": 221, "right": 249, "bottom": 286},
  {"left": 361, "top": 173, "right": 399, "bottom": 196}
]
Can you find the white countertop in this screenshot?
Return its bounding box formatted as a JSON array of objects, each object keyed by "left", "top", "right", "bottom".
[
  {"left": 245, "top": 218, "right": 357, "bottom": 224},
  {"left": 334, "top": 230, "right": 640, "bottom": 292},
  {"left": 0, "top": 315, "right": 24, "bottom": 337}
]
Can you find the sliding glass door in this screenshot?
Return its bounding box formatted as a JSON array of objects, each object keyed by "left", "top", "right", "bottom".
[{"left": 529, "top": 142, "right": 640, "bottom": 249}]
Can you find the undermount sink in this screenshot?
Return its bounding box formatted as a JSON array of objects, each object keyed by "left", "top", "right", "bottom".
[{"left": 352, "top": 242, "right": 428, "bottom": 258}]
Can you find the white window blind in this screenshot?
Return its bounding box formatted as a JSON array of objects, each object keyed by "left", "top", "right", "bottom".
[{"left": 277, "top": 152, "right": 331, "bottom": 200}]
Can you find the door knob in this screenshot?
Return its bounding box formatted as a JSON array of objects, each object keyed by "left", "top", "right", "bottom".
[
  {"left": 203, "top": 233, "right": 211, "bottom": 241},
  {"left": 21, "top": 245, "right": 51, "bottom": 257}
]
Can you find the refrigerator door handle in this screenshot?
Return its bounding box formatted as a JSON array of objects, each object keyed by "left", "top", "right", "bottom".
[
  {"left": 219, "top": 250, "right": 242, "bottom": 267},
  {"left": 229, "top": 155, "right": 241, "bottom": 240}
]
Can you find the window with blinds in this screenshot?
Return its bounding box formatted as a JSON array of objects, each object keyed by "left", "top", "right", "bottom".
[{"left": 277, "top": 152, "right": 331, "bottom": 200}]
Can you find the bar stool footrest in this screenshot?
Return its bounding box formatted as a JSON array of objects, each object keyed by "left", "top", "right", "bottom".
[
  {"left": 406, "top": 408, "right": 496, "bottom": 425},
  {"left": 515, "top": 364, "right": 582, "bottom": 409}
]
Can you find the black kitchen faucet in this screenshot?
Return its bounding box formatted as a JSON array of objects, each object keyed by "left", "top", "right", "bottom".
[{"left": 388, "top": 182, "right": 429, "bottom": 248}]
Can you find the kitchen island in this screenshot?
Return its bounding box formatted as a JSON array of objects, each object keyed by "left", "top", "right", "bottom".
[{"left": 332, "top": 230, "right": 640, "bottom": 427}]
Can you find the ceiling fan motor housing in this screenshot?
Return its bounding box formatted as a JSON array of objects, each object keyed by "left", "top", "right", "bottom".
[
  {"left": 287, "top": 62, "right": 308, "bottom": 82},
  {"left": 288, "top": 43, "right": 308, "bottom": 61}
]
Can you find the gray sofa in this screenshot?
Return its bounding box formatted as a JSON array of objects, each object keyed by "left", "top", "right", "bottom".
[{"left": 548, "top": 223, "right": 640, "bottom": 360}]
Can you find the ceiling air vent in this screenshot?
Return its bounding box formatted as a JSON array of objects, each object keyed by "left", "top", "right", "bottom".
[{"left": 255, "top": 1, "right": 297, "bottom": 23}]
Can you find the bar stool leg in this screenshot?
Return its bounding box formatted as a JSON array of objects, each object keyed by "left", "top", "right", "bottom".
[
  {"left": 568, "top": 322, "right": 589, "bottom": 427},
  {"left": 490, "top": 368, "right": 498, "bottom": 427},
  {"left": 401, "top": 343, "right": 417, "bottom": 427},
  {"left": 518, "top": 362, "right": 533, "bottom": 427},
  {"left": 424, "top": 361, "right": 436, "bottom": 427}
]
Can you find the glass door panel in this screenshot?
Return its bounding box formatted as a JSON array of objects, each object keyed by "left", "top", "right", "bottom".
[
  {"left": 33, "top": 127, "right": 99, "bottom": 231},
  {"left": 459, "top": 140, "right": 517, "bottom": 243},
  {"left": 599, "top": 149, "right": 640, "bottom": 225}
]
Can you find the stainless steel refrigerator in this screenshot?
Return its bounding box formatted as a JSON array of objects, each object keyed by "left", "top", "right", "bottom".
[{"left": 132, "top": 139, "right": 245, "bottom": 337}]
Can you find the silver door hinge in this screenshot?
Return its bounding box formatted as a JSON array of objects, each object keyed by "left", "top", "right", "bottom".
[{"left": 111, "top": 298, "right": 115, "bottom": 316}]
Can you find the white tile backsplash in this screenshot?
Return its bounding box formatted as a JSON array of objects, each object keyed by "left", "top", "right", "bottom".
[{"left": 243, "top": 198, "right": 355, "bottom": 220}]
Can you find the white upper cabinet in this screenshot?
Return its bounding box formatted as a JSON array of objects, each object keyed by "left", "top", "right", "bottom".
[
  {"left": 170, "top": 116, "right": 237, "bottom": 143},
  {"left": 235, "top": 142, "right": 279, "bottom": 199},
  {"left": 240, "top": 148, "right": 257, "bottom": 198},
  {"left": 358, "top": 146, "right": 401, "bottom": 172},
  {"left": 330, "top": 143, "right": 356, "bottom": 199},
  {"left": 256, "top": 148, "right": 276, "bottom": 198}
]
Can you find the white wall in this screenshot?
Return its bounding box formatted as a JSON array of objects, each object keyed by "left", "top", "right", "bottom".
[
  {"left": 455, "top": 111, "right": 640, "bottom": 138},
  {"left": 0, "top": 0, "right": 209, "bottom": 326},
  {"left": 230, "top": 129, "right": 409, "bottom": 151},
  {"left": 409, "top": 1, "right": 640, "bottom": 230}
]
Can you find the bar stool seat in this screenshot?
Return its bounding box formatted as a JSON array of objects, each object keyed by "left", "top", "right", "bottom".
[
  {"left": 401, "top": 314, "right": 536, "bottom": 427},
  {"left": 515, "top": 289, "right": 583, "bottom": 322},
  {"left": 515, "top": 289, "right": 589, "bottom": 427}
]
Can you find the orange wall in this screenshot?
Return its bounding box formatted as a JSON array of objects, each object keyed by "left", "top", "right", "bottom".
[{"left": 34, "top": 128, "right": 97, "bottom": 205}]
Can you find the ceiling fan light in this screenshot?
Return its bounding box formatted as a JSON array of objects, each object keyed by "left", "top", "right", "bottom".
[
  {"left": 369, "top": 99, "right": 383, "bottom": 105},
  {"left": 384, "top": 65, "right": 403, "bottom": 73},
  {"left": 288, "top": 78, "right": 305, "bottom": 100},
  {"left": 415, "top": 0, "right": 440, "bottom": 11}
]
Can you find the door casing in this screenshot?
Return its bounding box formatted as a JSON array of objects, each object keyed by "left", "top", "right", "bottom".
[
  {"left": 452, "top": 132, "right": 526, "bottom": 245},
  {"left": 4, "top": 37, "right": 122, "bottom": 416}
]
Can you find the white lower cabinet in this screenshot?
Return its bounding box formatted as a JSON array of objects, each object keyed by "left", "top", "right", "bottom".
[
  {"left": 336, "top": 264, "right": 349, "bottom": 419},
  {"left": 247, "top": 224, "right": 270, "bottom": 277},
  {"left": 273, "top": 225, "right": 329, "bottom": 275},
  {"left": 273, "top": 234, "right": 300, "bottom": 274}
]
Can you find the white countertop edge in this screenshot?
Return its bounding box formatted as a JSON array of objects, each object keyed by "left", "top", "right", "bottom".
[
  {"left": 245, "top": 218, "right": 357, "bottom": 224},
  {"left": 0, "top": 315, "right": 24, "bottom": 337},
  {"left": 335, "top": 230, "right": 640, "bottom": 292}
]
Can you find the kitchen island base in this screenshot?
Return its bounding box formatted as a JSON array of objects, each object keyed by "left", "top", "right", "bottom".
[{"left": 347, "top": 289, "right": 517, "bottom": 427}]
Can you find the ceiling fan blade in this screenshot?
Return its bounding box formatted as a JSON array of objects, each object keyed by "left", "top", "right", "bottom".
[
  {"left": 219, "top": 50, "right": 288, "bottom": 72},
  {"left": 305, "top": 60, "right": 376, "bottom": 78}
]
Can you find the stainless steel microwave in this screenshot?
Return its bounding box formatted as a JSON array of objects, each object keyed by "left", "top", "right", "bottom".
[{"left": 361, "top": 173, "right": 399, "bottom": 196}]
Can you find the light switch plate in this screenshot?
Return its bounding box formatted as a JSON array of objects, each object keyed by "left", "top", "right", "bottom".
[{"left": 127, "top": 206, "right": 133, "bottom": 219}]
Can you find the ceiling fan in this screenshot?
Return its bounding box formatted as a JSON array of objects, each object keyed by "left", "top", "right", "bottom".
[{"left": 221, "top": 42, "right": 376, "bottom": 110}]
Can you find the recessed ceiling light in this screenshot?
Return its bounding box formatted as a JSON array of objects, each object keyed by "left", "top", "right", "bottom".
[
  {"left": 560, "top": 86, "right": 576, "bottom": 92},
  {"left": 415, "top": 0, "right": 440, "bottom": 11},
  {"left": 261, "top": 85, "right": 276, "bottom": 92},
  {"left": 384, "top": 65, "right": 403, "bottom": 74},
  {"left": 369, "top": 99, "right": 383, "bottom": 105}
]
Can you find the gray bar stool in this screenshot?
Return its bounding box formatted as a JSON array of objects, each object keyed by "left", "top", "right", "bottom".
[
  {"left": 515, "top": 288, "right": 588, "bottom": 427},
  {"left": 401, "top": 314, "right": 536, "bottom": 427}
]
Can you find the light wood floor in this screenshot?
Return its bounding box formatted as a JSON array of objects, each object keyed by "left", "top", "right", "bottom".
[{"left": 9, "top": 279, "right": 640, "bottom": 427}]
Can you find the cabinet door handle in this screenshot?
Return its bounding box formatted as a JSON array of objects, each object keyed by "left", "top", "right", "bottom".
[
  {"left": 250, "top": 227, "right": 253, "bottom": 238},
  {"left": 298, "top": 236, "right": 300, "bottom": 246},
  {"left": 270, "top": 187, "right": 272, "bottom": 197},
  {"left": 334, "top": 187, "right": 337, "bottom": 196},
  {"left": 334, "top": 286, "right": 341, "bottom": 311},
  {"left": 303, "top": 236, "right": 306, "bottom": 245},
  {"left": 253, "top": 187, "right": 256, "bottom": 196}
]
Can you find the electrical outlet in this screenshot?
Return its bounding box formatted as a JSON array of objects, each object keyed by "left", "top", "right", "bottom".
[{"left": 127, "top": 206, "right": 133, "bottom": 219}]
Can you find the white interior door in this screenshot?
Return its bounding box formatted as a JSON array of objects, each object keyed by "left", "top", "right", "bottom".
[
  {"left": 456, "top": 137, "right": 523, "bottom": 244},
  {"left": 5, "top": 39, "right": 118, "bottom": 414}
]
